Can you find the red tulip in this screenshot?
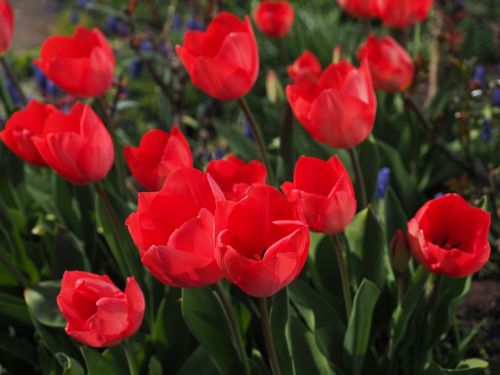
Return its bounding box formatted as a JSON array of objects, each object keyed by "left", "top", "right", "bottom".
[
  {"left": 0, "top": 100, "right": 56, "bottom": 166},
  {"left": 124, "top": 127, "right": 193, "bottom": 191},
  {"left": 357, "top": 35, "right": 414, "bottom": 93},
  {"left": 215, "top": 185, "right": 309, "bottom": 297},
  {"left": 176, "top": 12, "right": 259, "bottom": 101},
  {"left": 376, "top": 0, "right": 434, "bottom": 29},
  {"left": 57, "top": 271, "right": 145, "bottom": 348},
  {"left": 287, "top": 50, "right": 322, "bottom": 82},
  {"left": 282, "top": 156, "right": 356, "bottom": 234},
  {"left": 126, "top": 167, "right": 224, "bottom": 288},
  {"left": 0, "top": 0, "right": 13, "bottom": 54},
  {"left": 286, "top": 60, "right": 377, "bottom": 149},
  {"left": 407, "top": 194, "right": 491, "bottom": 277},
  {"left": 206, "top": 155, "right": 267, "bottom": 201},
  {"left": 32, "top": 103, "right": 114, "bottom": 184},
  {"left": 337, "top": 0, "right": 378, "bottom": 18},
  {"left": 253, "top": 1, "right": 295, "bottom": 38},
  {"left": 35, "top": 26, "right": 115, "bottom": 97}
]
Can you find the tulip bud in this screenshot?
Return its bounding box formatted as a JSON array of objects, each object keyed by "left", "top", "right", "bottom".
[
  {"left": 390, "top": 229, "right": 411, "bottom": 273},
  {"left": 266, "top": 70, "right": 284, "bottom": 104},
  {"left": 332, "top": 45, "right": 342, "bottom": 64}
]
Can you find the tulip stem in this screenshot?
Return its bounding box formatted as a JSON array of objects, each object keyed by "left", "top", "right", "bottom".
[
  {"left": 238, "top": 97, "right": 275, "bottom": 185},
  {"left": 258, "top": 297, "right": 282, "bottom": 375},
  {"left": 0, "top": 56, "right": 27, "bottom": 106},
  {"left": 123, "top": 340, "right": 138, "bottom": 375},
  {"left": 347, "top": 148, "right": 367, "bottom": 209},
  {"left": 425, "top": 275, "right": 443, "bottom": 347},
  {"left": 214, "top": 282, "right": 250, "bottom": 375},
  {"left": 331, "top": 234, "right": 352, "bottom": 320}
]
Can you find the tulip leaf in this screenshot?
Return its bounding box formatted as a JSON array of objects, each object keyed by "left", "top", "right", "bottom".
[
  {"left": 177, "top": 346, "right": 219, "bottom": 375},
  {"left": 81, "top": 347, "right": 123, "bottom": 375},
  {"left": 442, "top": 358, "right": 489, "bottom": 374},
  {"left": 55, "top": 353, "right": 85, "bottom": 375},
  {"left": 358, "top": 136, "right": 381, "bottom": 203},
  {"left": 0, "top": 291, "right": 31, "bottom": 326},
  {"left": 213, "top": 120, "right": 259, "bottom": 161},
  {"left": 384, "top": 187, "right": 408, "bottom": 241},
  {"left": 24, "top": 280, "right": 65, "bottom": 328},
  {"left": 343, "top": 279, "right": 380, "bottom": 375},
  {"left": 345, "top": 207, "right": 389, "bottom": 289},
  {"left": 53, "top": 229, "right": 89, "bottom": 277},
  {"left": 270, "top": 288, "right": 296, "bottom": 375},
  {"left": 181, "top": 287, "right": 244, "bottom": 375}
]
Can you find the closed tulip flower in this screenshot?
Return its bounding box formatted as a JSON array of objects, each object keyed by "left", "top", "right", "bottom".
[
  {"left": 206, "top": 155, "right": 267, "bottom": 201},
  {"left": 253, "top": 1, "right": 295, "bottom": 38},
  {"left": 357, "top": 35, "right": 414, "bottom": 93},
  {"left": 282, "top": 156, "right": 356, "bottom": 234},
  {"left": 286, "top": 60, "right": 377, "bottom": 149},
  {"left": 407, "top": 194, "right": 491, "bottom": 277},
  {"left": 287, "top": 50, "right": 322, "bottom": 82},
  {"left": 57, "top": 271, "right": 145, "bottom": 348},
  {"left": 124, "top": 127, "right": 193, "bottom": 191},
  {"left": 0, "top": 0, "right": 13, "bottom": 54},
  {"left": 126, "top": 167, "right": 224, "bottom": 288},
  {"left": 32, "top": 103, "right": 114, "bottom": 184},
  {"left": 376, "top": 0, "right": 434, "bottom": 29},
  {"left": 176, "top": 12, "right": 259, "bottom": 101},
  {"left": 35, "top": 26, "right": 115, "bottom": 97},
  {"left": 337, "top": 0, "right": 378, "bottom": 18},
  {"left": 215, "top": 185, "right": 310, "bottom": 297},
  {"left": 0, "top": 100, "right": 56, "bottom": 166}
]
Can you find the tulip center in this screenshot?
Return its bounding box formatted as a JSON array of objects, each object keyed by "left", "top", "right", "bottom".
[
  {"left": 436, "top": 234, "right": 461, "bottom": 251},
  {"left": 72, "top": 291, "right": 98, "bottom": 320}
]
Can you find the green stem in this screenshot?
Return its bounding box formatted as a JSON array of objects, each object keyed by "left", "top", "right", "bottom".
[
  {"left": 258, "top": 297, "right": 282, "bottom": 375},
  {"left": 331, "top": 234, "right": 353, "bottom": 319},
  {"left": 237, "top": 97, "right": 275, "bottom": 185},
  {"left": 123, "top": 340, "right": 138, "bottom": 375},
  {"left": 397, "top": 274, "right": 405, "bottom": 304},
  {"left": 348, "top": 148, "right": 367, "bottom": 209},
  {"left": 425, "top": 275, "right": 443, "bottom": 347},
  {"left": 214, "top": 282, "right": 250, "bottom": 375}
]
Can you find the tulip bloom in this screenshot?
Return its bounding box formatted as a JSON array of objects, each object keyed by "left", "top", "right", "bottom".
[
  {"left": 0, "top": 0, "right": 13, "bottom": 54},
  {"left": 35, "top": 26, "right": 115, "bottom": 97},
  {"left": 287, "top": 50, "right": 322, "bottom": 82},
  {"left": 407, "top": 194, "right": 491, "bottom": 277},
  {"left": 253, "top": 1, "right": 295, "bottom": 38},
  {"left": 376, "top": 0, "right": 434, "bottom": 29},
  {"left": 206, "top": 155, "right": 267, "bottom": 201},
  {"left": 176, "top": 12, "right": 259, "bottom": 101},
  {"left": 286, "top": 60, "right": 377, "bottom": 149},
  {"left": 0, "top": 100, "right": 56, "bottom": 166},
  {"left": 357, "top": 35, "right": 414, "bottom": 93},
  {"left": 124, "top": 127, "right": 193, "bottom": 191},
  {"left": 282, "top": 156, "right": 356, "bottom": 234},
  {"left": 32, "top": 103, "right": 114, "bottom": 184},
  {"left": 337, "top": 0, "right": 378, "bottom": 18},
  {"left": 57, "top": 271, "right": 145, "bottom": 348},
  {"left": 126, "top": 167, "right": 224, "bottom": 288},
  {"left": 215, "top": 185, "right": 310, "bottom": 297}
]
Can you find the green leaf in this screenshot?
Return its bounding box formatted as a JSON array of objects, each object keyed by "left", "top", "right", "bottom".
[
  {"left": 384, "top": 187, "right": 408, "bottom": 240},
  {"left": 444, "top": 359, "right": 489, "bottom": 374},
  {"left": 214, "top": 120, "right": 259, "bottom": 161},
  {"left": 24, "top": 280, "right": 65, "bottom": 328},
  {"left": 270, "top": 288, "right": 295, "bottom": 375},
  {"left": 53, "top": 229, "right": 89, "bottom": 277},
  {"left": 181, "top": 287, "right": 244, "bottom": 375},
  {"left": 345, "top": 207, "right": 389, "bottom": 289},
  {"left": 343, "top": 279, "right": 380, "bottom": 375},
  {"left": 177, "top": 346, "right": 219, "bottom": 375},
  {"left": 148, "top": 356, "right": 163, "bottom": 375},
  {"left": 358, "top": 136, "right": 381, "bottom": 202},
  {"left": 0, "top": 291, "right": 31, "bottom": 325},
  {"left": 55, "top": 353, "right": 85, "bottom": 375},
  {"left": 81, "top": 347, "right": 123, "bottom": 375}
]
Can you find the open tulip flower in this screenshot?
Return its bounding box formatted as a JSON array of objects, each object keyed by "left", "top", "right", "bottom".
[
  {"left": 126, "top": 167, "right": 225, "bottom": 288},
  {"left": 408, "top": 194, "right": 491, "bottom": 277},
  {"left": 287, "top": 50, "right": 322, "bottom": 82},
  {"left": 206, "top": 155, "right": 267, "bottom": 201},
  {"left": 176, "top": 12, "right": 259, "bottom": 101},
  {"left": 282, "top": 155, "right": 356, "bottom": 234},
  {"left": 357, "top": 35, "right": 415, "bottom": 93},
  {"left": 337, "top": 0, "right": 378, "bottom": 18},
  {"left": 57, "top": 271, "right": 145, "bottom": 348},
  {"left": 376, "top": 0, "right": 434, "bottom": 29},
  {"left": 0, "top": 100, "right": 56, "bottom": 166},
  {"left": 32, "top": 103, "right": 114, "bottom": 184},
  {"left": 286, "top": 60, "right": 377, "bottom": 149},
  {"left": 35, "top": 26, "right": 115, "bottom": 97},
  {"left": 215, "top": 185, "right": 310, "bottom": 297},
  {"left": 0, "top": 0, "right": 13, "bottom": 54},
  {"left": 124, "top": 127, "right": 193, "bottom": 191},
  {"left": 253, "top": 0, "right": 295, "bottom": 38}
]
